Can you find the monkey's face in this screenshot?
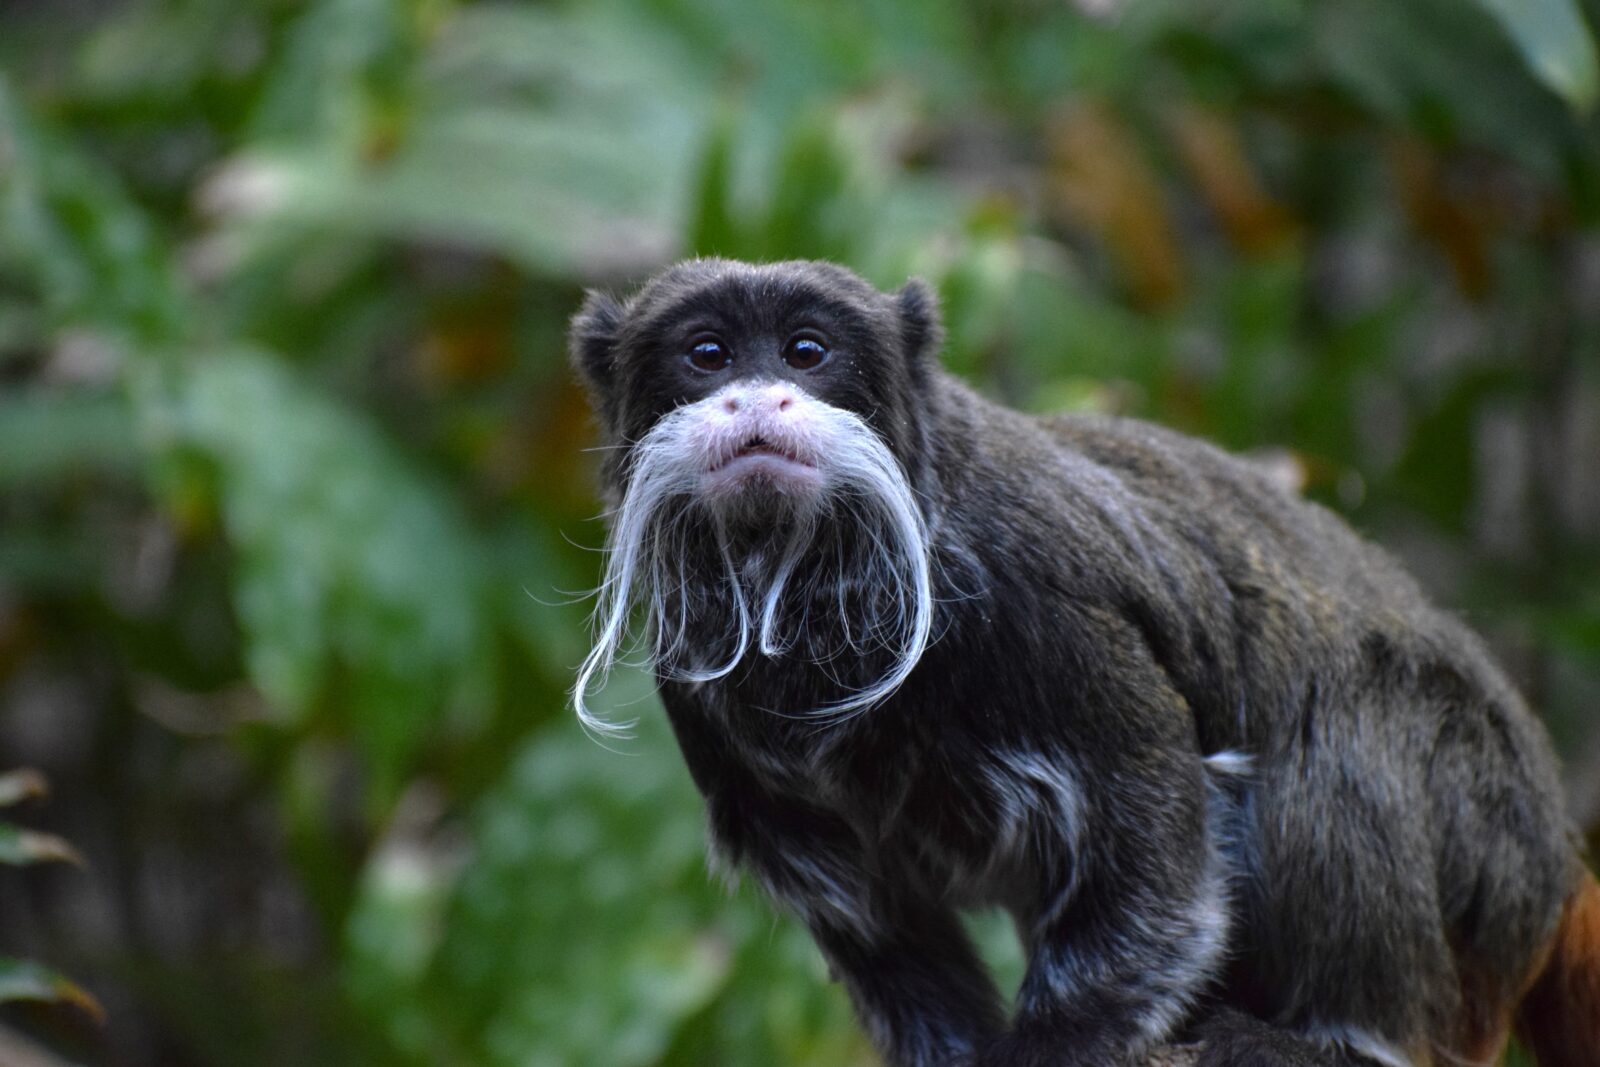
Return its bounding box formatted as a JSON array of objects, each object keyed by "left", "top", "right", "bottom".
[
  {"left": 569, "top": 259, "right": 942, "bottom": 730},
  {"left": 571, "top": 258, "right": 938, "bottom": 507}
]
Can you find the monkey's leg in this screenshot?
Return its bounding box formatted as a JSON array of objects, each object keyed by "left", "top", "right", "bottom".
[
  {"left": 970, "top": 756, "right": 1230, "bottom": 1067},
  {"left": 1228, "top": 727, "right": 1458, "bottom": 1067}
]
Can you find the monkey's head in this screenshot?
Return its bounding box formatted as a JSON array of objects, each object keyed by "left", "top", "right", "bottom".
[{"left": 569, "top": 259, "right": 944, "bottom": 733}]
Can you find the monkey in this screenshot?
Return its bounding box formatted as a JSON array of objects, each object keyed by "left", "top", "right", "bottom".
[{"left": 568, "top": 258, "right": 1600, "bottom": 1067}]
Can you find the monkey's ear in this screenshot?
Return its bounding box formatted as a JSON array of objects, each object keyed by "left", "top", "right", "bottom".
[
  {"left": 569, "top": 290, "right": 625, "bottom": 400},
  {"left": 894, "top": 278, "right": 944, "bottom": 372}
]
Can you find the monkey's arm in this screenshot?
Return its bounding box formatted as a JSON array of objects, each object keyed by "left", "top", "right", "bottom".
[
  {"left": 662, "top": 696, "right": 1006, "bottom": 1067},
  {"left": 979, "top": 789, "right": 1228, "bottom": 1065},
  {"left": 972, "top": 617, "right": 1231, "bottom": 1067}
]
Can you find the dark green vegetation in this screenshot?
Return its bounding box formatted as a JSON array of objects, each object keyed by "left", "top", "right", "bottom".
[{"left": 1, "top": 1, "right": 1598, "bottom": 1064}]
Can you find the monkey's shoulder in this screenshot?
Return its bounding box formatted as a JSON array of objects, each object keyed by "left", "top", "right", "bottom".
[
  {"left": 925, "top": 378, "right": 1524, "bottom": 723},
  {"left": 930, "top": 378, "right": 1417, "bottom": 611}
]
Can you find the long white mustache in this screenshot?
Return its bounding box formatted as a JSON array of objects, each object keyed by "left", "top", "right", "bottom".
[{"left": 573, "top": 390, "right": 934, "bottom": 737}]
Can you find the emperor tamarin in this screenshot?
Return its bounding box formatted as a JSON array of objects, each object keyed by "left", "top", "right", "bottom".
[{"left": 569, "top": 258, "right": 1600, "bottom": 1067}]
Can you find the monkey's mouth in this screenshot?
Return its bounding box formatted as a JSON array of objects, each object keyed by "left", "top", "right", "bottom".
[
  {"left": 705, "top": 435, "right": 820, "bottom": 490},
  {"left": 722, "top": 435, "right": 805, "bottom": 467}
]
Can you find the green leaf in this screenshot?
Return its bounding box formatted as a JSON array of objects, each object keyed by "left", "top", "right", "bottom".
[
  {"left": 0, "top": 769, "right": 48, "bottom": 808},
  {"left": 208, "top": 4, "right": 719, "bottom": 279},
  {"left": 0, "top": 73, "right": 185, "bottom": 343},
  {"left": 0, "top": 957, "right": 104, "bottom": 1022},
  {"left": 345, "top": 683, "right": 869, "bottom": 1067},
  {"left": 0, "top": 388, "right": 137, "bottom": 488},
  {"left": 248, "top": 0, "right": 410, "bottom": 143},
  {"left": 1391, "top": 371, "right": 1524, "bottom": 534},
  {"left": 1472, "top": 0, "right": 1600, "bottom": 110},
  {"left": 160, "top": 349, "right": 493, "bottom": 801},
  {"left": 73, "top": 0, "right": 246, "bottom": 107},
  {"left": 687, "top": 112, "right": 750, "bottom": 259},
  {"left": 0, "top": 824, "right": 83, "bottom": 867}
]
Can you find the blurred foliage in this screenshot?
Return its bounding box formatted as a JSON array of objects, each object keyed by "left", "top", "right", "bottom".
[
  {"left": 0, "top": 769, "right": 101, "bottom": 1025},
  {"left": 0, "top": 0, "right": 1598, "bottom": 1064}
]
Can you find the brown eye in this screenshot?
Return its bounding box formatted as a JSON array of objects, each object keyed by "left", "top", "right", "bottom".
[
  {"left": 784, "top": 335, "right": 829, "bottom": 370},
  {"left": 686, "top": 338, "right": 731, "bottom": 372}
]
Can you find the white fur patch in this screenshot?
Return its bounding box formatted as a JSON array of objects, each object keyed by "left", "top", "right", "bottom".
[
  {"left": 574, "top": 379, "right": 933, "bottom": 734},
  {"left": 982, "top": 750, "right": 1085, "bottom": 917},
  {"left": 1131, "top": 836, "right": 1234, "bottom": 1043},
  {"left": 1304, "top": 1024, "right": 1415, "bottom": 1067},
  {"left": 1018, "top": 770, "right": 1236, "bottom": 1051},
  {"left": 1203, "top": 749, "right": 1253, "bottom": 777}
]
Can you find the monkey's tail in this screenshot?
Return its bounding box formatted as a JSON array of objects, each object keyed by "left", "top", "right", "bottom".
[{"left": 1516, "top": 871, "right": 1600, "bottom": 1067}]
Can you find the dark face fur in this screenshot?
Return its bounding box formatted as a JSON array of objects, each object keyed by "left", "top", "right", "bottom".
[
  {"left": 572, "top": 259, "right": 940, "bottom": 482},
  {"left": 569, "top": 259, "right": 944, "bottom": 732}
]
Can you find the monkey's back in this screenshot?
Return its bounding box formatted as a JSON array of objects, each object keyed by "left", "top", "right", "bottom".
[
  {"left": 933, "top": 376, "right": 1578, "bottom": 1044},
  {"left": 1008, "top": 394, "right": 1537, "bottom": 758}
]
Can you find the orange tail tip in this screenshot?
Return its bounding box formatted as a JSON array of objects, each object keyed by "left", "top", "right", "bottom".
[{"left": 1517, "top": 872, "right": 1600, "bottom": 1067}]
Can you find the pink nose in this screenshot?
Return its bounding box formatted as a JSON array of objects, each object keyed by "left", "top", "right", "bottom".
[{"left": 722, "top": 383, "right": 797, "bottom": 416}]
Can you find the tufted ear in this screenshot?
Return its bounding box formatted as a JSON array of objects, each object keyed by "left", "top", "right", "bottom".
[
  {"left": 568, "top": 290, "right": 625, "bottom": 403},
  {"left": 894, "top": 278, "right": 944, "bottom": 374}
]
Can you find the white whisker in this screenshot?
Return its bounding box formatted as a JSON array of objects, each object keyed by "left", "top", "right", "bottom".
[{"left": 573, "top": 383, "right": 936, "bottom": 732}]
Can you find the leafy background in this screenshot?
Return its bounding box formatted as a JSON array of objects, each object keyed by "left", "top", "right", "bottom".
[{"left": 1, "top": 0, "right": 1599, "bottom": 1064}]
